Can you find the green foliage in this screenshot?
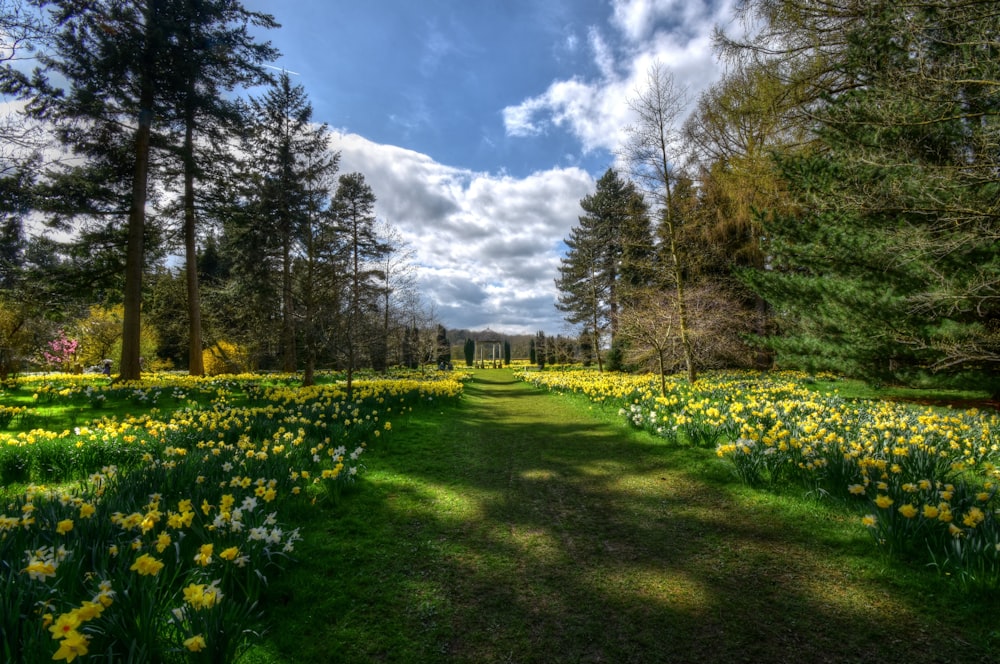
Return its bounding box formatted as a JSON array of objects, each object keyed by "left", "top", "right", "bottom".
[{"left": 739, "top": 0, "right": 1000, "bottom": 395}]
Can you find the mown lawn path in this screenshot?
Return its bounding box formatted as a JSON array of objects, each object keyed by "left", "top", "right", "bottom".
[{"left": 255, "top": 369, "right": 994, "bottom": 664}]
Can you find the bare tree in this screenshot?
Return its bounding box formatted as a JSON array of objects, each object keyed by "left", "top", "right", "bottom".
[
  {"left": 372, "top": 219, "right": 416, "bottom": 373},
  {"left": 621, "top": 61, "right": 697, "bottom": 382},
  {"left": 620, "top": 284, "right": 754, "bottom": 395}
]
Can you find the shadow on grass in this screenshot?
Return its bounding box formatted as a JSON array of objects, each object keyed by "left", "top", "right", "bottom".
[{"left": 250, "top": 371, "right": 996, "bottom": 664}]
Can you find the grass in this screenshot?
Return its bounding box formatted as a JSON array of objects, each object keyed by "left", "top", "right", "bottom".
[
  {"left": 805, "top": 376, "right": 994, "bottom": 409},
  {"left": 242, "top": 369, "right": 999, "bottom": 664}
]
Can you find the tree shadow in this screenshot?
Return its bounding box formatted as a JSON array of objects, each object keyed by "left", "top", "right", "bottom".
[{"left": 259, "top": 375, "right": 996, "bottom": 663}]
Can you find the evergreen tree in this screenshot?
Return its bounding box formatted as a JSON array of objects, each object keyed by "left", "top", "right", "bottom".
[
  {"left": 743, "top": 0, "right": 1000, "bottom": 393},
  {"left": 24, "top": 0, "right": 177, "bottom": 380},
  {"left": 243, "top": 72, "right": 336, "bottom": 373},
  {"left": 535, "top": 331, "right": 547, "bottom": 369},
  {"left": 464, "top": 338, "right": 475, "bottom": 367},
  {"left": 555, "top": 168, "right": 652, "bottom": 372},
  {"left": 332, "top": 172, "right": 387, "bottom": 394},
  {"left": 435, "top": 325, "right": 449, "bottom": 365},
  {"left": 163, "top": 0, "right": 277, "bottom": 376}
]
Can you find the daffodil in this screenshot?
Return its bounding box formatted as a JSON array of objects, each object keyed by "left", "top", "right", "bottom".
[
  {"left": 129, "top": 553, "right": 164, "bottom": 576},
  {"left": 874, "top": 494, "right": 894, "bottom": 509},
  {"left": 52, "top": 630, "right": 89, "bottom": 662},
  {"left": 48, "top": 612, "right": 81, "bottom": 639},
  {"left": 184, "top": 634, "right": 207, "bottom": 652},
  {"left": 193, "top": 543, "right": 213, "bottom": 567}
]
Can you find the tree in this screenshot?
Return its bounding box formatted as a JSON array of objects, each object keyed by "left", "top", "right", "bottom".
[
  {"left": 622, "top": 62, "right": 697, "bottom": 382},
  {"left": 24, "top": 1, "right": 172, "bottom": 380},
  {"left": 331, "top": 172, "right": 387, "bottom": 394},
  {"left": 621, "top": 285, "right": 754, "bottom": 395},
  {"left": 741, "top": 0, "right": 1000, "bottom": 394},
  {"left": 435, "top": 325, "right": 449, "bottom": 366},
  {"left": 464, "top": 338, "right": 475, "bottom": 367},
  {"left": 163, "top": 0, "right": 277, "bottom": 376},
  {"left": 244, "top": 71, "right": 337, "bottom": 373},
  {"left": 535, "top": 331, "right": 547, "bottom": 369},
  {"left": 18, "top": 0, "right": 276, "bottom": 380},
  {"left": 555, "top": 168, "right": 652, "bottom": 372},
  {"left": 371, "top": 220, "right": 415, "bottom": 373}
]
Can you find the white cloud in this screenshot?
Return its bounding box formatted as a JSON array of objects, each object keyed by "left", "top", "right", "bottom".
[
  {"left": 333, "top": 132, "right": 594, "bottom": 334},
  {"left": 502, "top": 0, "right": 730, "bottom": 159}
]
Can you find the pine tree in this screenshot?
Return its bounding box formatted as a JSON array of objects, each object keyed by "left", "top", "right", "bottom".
[
  {"left": 241, "top": 72, "right": 337, "bottom": 373},
  {"left": 332, "top": 172, "right": 387, "bottom": 395},
  {"left": 24, "top": 1, "right": 177, "bottom": 380},
  {"left": 163, "top": 0, "right": 277, "bottom": 376},
  {"left": 743, "top": 0, "right": 1000, "bottom": 393},
  {"left": 556, "top": 168, "right": 652, "bottom": 372}
]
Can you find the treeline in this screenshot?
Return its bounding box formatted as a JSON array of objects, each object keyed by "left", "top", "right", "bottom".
[
  {"left": 557, "top": 0, "right": 1000, "bottom": 395},
  {"left": 0, "top": 1, "right": 441, "bottom": 386}
]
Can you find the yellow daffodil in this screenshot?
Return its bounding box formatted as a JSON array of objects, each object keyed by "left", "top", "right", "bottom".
[
  {"left": 183, "top": 634, "right": 207, "bottom": 652},
  {"left": 874, "top": 494, "right": 894, "bottom": 509},
  {"left": 52, "top": 630, "right": 89, "bottom": 661},
  {"left": 193, "top": 543, "right": 213, "bottom": 567},
  {"left": 129, "top": 553, "right": 164, "bottom": 576}
]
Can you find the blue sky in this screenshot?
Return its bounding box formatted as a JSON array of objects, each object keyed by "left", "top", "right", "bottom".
[{"left": 246, "top": 1, "right": 738, "bottom": 334}]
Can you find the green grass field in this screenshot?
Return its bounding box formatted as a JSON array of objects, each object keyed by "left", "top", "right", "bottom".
[{"left": 241, "top": 369, "right": 999, "bottom": 663}]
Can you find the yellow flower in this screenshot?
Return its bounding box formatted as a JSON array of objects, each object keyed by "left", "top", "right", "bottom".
[
  {"left": 193, "top": 543, "right": 213, "bottom": 567},
  {"left": 155, "top": 532, "right": 171, "bottom": 553},
  {"left": 219, "top": 546, "right": 239, "bottom": 561},
  {"left": 75, "top": 601, "right": 103, "bottom": 622},
  {"left": 847, "top": 484, "right": 866, "bottom": 495},
  {"left": 23, "top": 558, "right": 57, "bottom": 581},
  {"left": 129, "top": 553, "right": 164, "bottom": 576},
  {"left": 48, "top": 612, "right": 82, "bottom": 639},
  {"left": 52, "top": 630, "right": 89, "bottom": 661},
  {"left": 862, "top": 514, "right": 877, "bottom": 528},
  {"left": 874, "top": 494, "right": 894, "bottom": 509},
  {"left": 56, "top": 519, "right": 74, "bottom": 535},
  {"left": 921, "top": 504, "right": 939, "bottom": 520},
  {"left": 962, "top": 507, "right": 985, "bottom": 528},
  {"left": 897, "top": 504, "right": 918, "bottom": 519},
  {"left": 78, "top": 503, "right": 96, "bottom": 519},
  {"left": 184, "top": 634, "right": 207, "bottom": 652}
]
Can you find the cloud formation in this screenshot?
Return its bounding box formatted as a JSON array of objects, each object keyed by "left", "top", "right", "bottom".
[
  {"left": 333, "top": 132, "right": 594, "bottom": 334},
  {"left": 329, "top": 0, "right": 736, "bottom": 335},
  {"left": 502, "top": 0, "right": 730, "bottom": 157}
]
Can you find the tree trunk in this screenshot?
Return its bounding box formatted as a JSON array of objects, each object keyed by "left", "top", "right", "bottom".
[
  {"left": 281, "top": 236, "right": 296, "bottom": 372},
  {"left": 183, "top": 116, "right": 204, "bottom": 376},
  {"left": 119, "top": 33, "right": 156, "bottom": 382}
]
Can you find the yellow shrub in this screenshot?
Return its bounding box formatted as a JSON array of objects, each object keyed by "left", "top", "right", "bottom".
[{"left": 202, "top": 341, "right": 250, "bottom": 376}]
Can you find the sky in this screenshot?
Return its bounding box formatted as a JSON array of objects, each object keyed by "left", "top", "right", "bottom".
[{"left": 53, "top": 0, "right": 743, "bottom": 336}]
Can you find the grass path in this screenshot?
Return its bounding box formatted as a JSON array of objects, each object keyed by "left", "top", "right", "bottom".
[{"left": 247, "top": 370, "right": 996, "bottom": 663}]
